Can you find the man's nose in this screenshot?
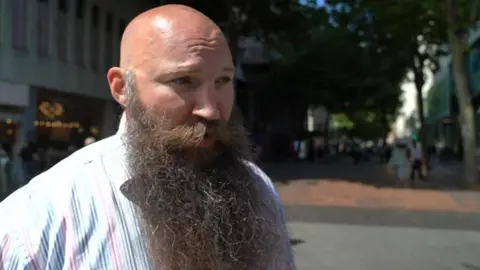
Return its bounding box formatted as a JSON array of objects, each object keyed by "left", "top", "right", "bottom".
[{"left": 192, "top": 88, "right": 220, "bottom": 120}]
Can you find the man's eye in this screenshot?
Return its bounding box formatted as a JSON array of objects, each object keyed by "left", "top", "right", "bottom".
[
  {"left": 215, "top": 77, "right": 232, "bottom": 84},
  {"left": 171, "top": 76, "right": 193, "bottom": 85}
]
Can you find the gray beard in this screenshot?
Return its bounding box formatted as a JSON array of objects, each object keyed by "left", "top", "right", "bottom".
[{"left": 120, "top": 92, "right": 275, "bottom": 269}]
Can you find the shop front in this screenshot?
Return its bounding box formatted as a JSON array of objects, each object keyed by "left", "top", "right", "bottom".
[
  {"left": 0, "top": 81, "right": 31, "bottom": 150},
  {"left": 34, "top": 88, "right": 105, "bottom": 147},
  {"left": 0, "top": 81, "right": 33, "bottom": 187},
  {"left": 0, "top": 108, "right": 22, "bottom": 146}
]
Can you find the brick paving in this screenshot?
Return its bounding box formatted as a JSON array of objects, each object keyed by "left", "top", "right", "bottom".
[
  {"left": 261, "top": 162, "right": 480, "bottom": 213},
  {"left": 277, "top": 180, "right": 480, "bottom": 213}
]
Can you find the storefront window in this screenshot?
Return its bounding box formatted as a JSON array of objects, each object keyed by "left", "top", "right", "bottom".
[
  {"left": 0, "top": 120, "right": 18, "bottom": 146},
  {"left": 35, "top": 89, "right": 105, "bottom": 147}
]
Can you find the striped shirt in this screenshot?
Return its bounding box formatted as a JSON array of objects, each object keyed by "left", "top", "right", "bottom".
[{"left": 0, "top": 123, "right": 294, "bottom": 269}]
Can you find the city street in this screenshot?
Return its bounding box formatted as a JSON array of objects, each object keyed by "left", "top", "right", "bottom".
[
  {"left": 0, "top": 0, "right": 478, "bottom": 268},
  {"left": 263, "top": 161, "right": 480, "bottom": 270}
]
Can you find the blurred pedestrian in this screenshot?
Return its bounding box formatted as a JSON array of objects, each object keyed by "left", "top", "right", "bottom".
[
  {"left": 350, "top": 140, "right": 362, "bottom": 165},
  {"left": 409, "top": 139, "right": 424, "bottom": 181},
  {"left": 0, "top": 146, "right": 10, "bottom": 194},
  {"left": 387, "top": 140, "right": 410, "bottom": 185},
  {"left": 84, "top": 136, "right": 96, "bottom": 146},
  {"left": 19, "top": 141, "right": 39, "bottom": 183}
]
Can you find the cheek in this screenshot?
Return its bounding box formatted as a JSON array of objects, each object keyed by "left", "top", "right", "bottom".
[
  {"left": 165, "top": 107, "right": 192, "bottom": 125},
  {"left": 139, "top": 85, "right": 192, "bottom": 124}
]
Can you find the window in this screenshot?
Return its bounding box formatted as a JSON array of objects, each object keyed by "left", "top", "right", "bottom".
[
  {"left": 57, "top": 0, "right": 68, "bottom": 61},
  {"left": 112, "top": 18, "right": 127, "bottom": 65},
  {"left": 76, "top": 0, "right": 84, "bottom": 20},
  {"left": 74, "top": 0, "right": 85, "bottom": 66},
  {"left": 37, "top": 0, "right": 50, "bottom": 55},
  {"left": 91, "top": 5, "right": 99, "bottom": 29},
  {"left": 450, "top": 94, "right": 459, "bottom": 115},
  {"left": 104, "top": 12, "right": 113, "bottom": 71},
  {"left": 12, "top": 0, "right": 27, "bottom": 50},
  {"left": 58, "top": 0, "right": 67, "bottom": 13},
  {"left": 106, "top": 12, "right": 113, "bottom": 32},
  {"left": 74, "top": 22, "right": 85, "bottom": 66},
  {"left": 118, "top": 19, "right": 127, "bottom": 39},
  {"left": 472, "top": 49, "right": 480, "bottom": 73},
  {"left": 90, "top": 5, "right": 100, "bottom": 71},
  {"left": 0, "top": 0, "right": 3, "bottom": 44}
]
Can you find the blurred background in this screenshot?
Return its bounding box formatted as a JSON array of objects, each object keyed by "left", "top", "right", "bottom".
[{"left": 0, "top": 0, "right": 479, "bottom": 269}]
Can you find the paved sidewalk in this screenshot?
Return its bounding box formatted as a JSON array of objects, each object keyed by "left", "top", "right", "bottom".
[
  {"left": 264, "top": 162, "right": 480, "bottom": 269},
  {"left": 289, "top": 220, "right": 480, "bottom": 270}
]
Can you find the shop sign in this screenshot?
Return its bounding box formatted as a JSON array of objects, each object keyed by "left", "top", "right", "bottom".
[{"left": 38, "top": 101, "right": 64, "bottom": 120}]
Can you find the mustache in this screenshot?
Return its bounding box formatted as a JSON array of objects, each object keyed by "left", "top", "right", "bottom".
[{"left": 156, "top": 119, "right": 231, "bottom": 148}]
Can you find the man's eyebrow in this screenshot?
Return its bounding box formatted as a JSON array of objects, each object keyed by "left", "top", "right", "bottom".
[
  {"left": 222, "top": 66, "right": 235, "bottom": 72},
  {"left": 171, "top": 64, "right": 201, "bottom": 73},
  {"left": 165, "top": 65, "right": 235, "bottom": 74}
]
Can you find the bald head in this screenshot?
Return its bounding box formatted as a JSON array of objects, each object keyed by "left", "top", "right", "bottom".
[{"left": 120, "top": 5, "right": 227, "bottom": 69}]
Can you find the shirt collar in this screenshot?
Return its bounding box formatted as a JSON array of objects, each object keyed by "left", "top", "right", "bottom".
[
  {"left": 117, "top": 112, "right": 127, "bottom": 136},
  {"left": 109, "top": 112, "right": 139, "bottom": 203},
  {"left": 104, "top": 112, "right": 131, "bottom": 188}
]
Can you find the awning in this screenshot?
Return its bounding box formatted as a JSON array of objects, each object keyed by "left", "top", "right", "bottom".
[{"left": 0, "top": 81, "right": 29, "bottom": 107}]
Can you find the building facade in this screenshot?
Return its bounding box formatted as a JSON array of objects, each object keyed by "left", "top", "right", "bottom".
[
  {"left": 0, "top": 0, "right": 156, "bottom": 151},
  {"left": 425, "top": 24, "right": 480, "bottom": 147}
]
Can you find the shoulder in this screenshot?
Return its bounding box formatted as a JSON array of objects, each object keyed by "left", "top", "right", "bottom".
[
  {"left": 0, "top": 135, "right": 121, "bottom": 221},
  {"left": 245, "top": 161, "right": 284, "bottom": 213},
  {"left": 245, "top": 162, "right": 296, "bottom": 268},
  {"left": 245, "top": 161, "right": 277, "bottom": 196},
  {"left": 0, "top": 135, "right": 122, "bottom": 266}
]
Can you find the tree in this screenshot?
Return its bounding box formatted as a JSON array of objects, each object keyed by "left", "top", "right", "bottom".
[
  {"left": 326, "top": 0, "right": 448, "bottom": 177},
  {"left": 265, "top": 8, "right": 404, "bottom": 135},
  {"left": 326, "top": 82, "right": 402, "bottom": 141},
  {"left": 441, "top": 0, "right": 480, "bottom": 186},
  {"left": 227, "top": 0, "right": 315, "bottom": 63},
  {"left": 326, "top": 0, "right": 480, "bottom": 186}
]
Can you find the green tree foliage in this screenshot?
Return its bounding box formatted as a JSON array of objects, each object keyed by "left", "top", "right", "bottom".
[
  {"left": 325, "top": 0, "right": 448, "bottom": 174},
  {"left": 265, "top": 5, "right": 404, "bottom": 140}
]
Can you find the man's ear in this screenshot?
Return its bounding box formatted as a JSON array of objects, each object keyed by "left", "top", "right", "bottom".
[{"left": 107, "top": 67, "right": 127, "bottom": 106}]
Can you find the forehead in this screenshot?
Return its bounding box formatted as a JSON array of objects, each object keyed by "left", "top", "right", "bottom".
[{"left": 142, "top": 20, "right": 232, "bottom": 74}]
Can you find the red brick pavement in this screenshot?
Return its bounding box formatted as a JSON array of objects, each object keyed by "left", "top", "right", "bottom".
[{"left": 276, "top": 179, "right": 480, "bottom": 213}]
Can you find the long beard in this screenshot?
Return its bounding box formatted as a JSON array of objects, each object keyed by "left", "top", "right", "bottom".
[{"left": 121, "top": 90, "right": 274, "bottom": 270}]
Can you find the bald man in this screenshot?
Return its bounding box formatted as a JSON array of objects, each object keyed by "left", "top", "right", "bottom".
[{"left": 0, "top": 5, "right": 295, "bottom": 270}]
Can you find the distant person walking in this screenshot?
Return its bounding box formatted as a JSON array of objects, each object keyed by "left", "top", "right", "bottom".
[
  {"left": 387, "top": 140, "right": 410, "bottom": 185},
  {"left": 0, "top": 146, "right": 10, "bottom": 194},
  {"left": 84, "top": 136, "right": 96, "bottom": 146},
  {"left": 350, "top": 141, "right": 362, "bottom": 165},
  {"left": 409, "top": 139, "right": 424, "bottom": 181},
  {"left": 19, "top": 141, "right": 39, "bottom": 183}
]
